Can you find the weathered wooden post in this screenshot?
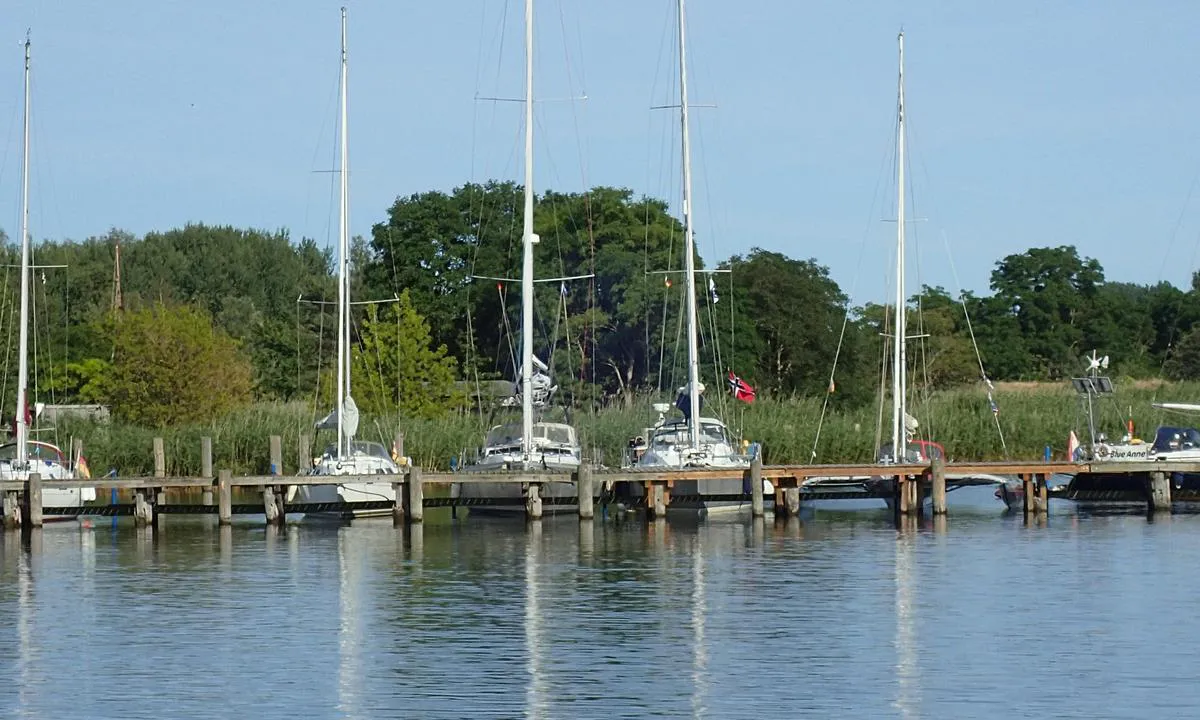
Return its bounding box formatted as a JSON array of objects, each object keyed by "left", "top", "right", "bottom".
[
  {"left": 1038, "top": 473, "right": 1049, "bottom": 515},
  {"left": 647, "top": 481, "right": 666, "bottom": 519},
  {"left": 265, "top": 435, "right": 285, "bottom": 526},
  {"left": 218, "top": 469, "right": 233, "bottom": 526},
  {"left": 153, "top": 437, "right": 166, "bottom": 509},
  {"left": 525, "top": 482, "right": 543, "bottom": 521},
  {"left": 2, "top": 490, "right": 19, "bottom": 528},
  {"left": 772, "top": 480, "right": 786, "bottom": 518},
  {"left": 298, "top": 435, "right": 311, "bottom": 473},
  {"left": 405, "top": 466, "right": 424, "bottom": 524},
  {"left": 262, "top": 486, "right": 284, "bottom": 526},
  {"left": 576, "top": 464, "right": 594, "bottom": 521},
  {"left": 22, "top": 473, "right": 42, "bottom": 528},
  {"left": 931, "top": 456, "right": 947, "bottom": 515},
  {"left": 201, "top": 437, "right": 214, "bottom": 506},
  {"left": 785, "top": 485, "right": 801, "bottom": 517},
  {"left": 896, "top": 475, "right": 910, "bottom": 516},
  {"left": 750, "top": 453, "right": 765, "bottom": 518},
  {"left": 269, "top": 435, "right": 283, "bottom": 476},
  {"left": 392, "top": 478, "right": 405, "bottom": 526},
  {"left": 1022, "top": 473, "right": 1035, "bottom": 516},
  {"left": 1149, "top": 470, "right": 1171, "bottom": 514},
  {"left": 133, "top": 490, "right": 153, "bottom": 528}
]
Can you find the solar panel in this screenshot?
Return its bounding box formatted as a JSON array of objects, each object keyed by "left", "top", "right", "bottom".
[{"left": 1071, "top": 377, "right": 1114, "bottom": 396}]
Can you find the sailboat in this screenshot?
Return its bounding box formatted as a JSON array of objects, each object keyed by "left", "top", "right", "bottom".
[
  {"left": 457, "top": 0, "right": 583, "bottom": 516},
  {"left": 629, "top": 0, "right": 768, "bottom": 515},
  {"left": 867, "top": 33, "right": 1008, "bottom": 507},
  {"left": 0, "top": 35, "right": 96, "bottom": 517},
  {"left": 299, "top": 8, "right": 401, "bottom": 519}
]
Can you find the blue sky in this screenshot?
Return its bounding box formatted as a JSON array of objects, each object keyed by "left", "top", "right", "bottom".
[{"left": 2, "top": 1, "right": 1199, "bottom": 305}]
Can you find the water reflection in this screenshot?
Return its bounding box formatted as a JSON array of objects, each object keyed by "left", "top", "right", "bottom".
[
  {"left": 525, "top": 521, "right": 546, "bottom": 719},
  {"left": 894, "top": 523, "right": 920, "bottom": 719},
  {"left": 690, "top": 533, "right": 709, "bottom": 718},
  {"left": 338, "top": 526, "right": 364, "bottom": 719}
]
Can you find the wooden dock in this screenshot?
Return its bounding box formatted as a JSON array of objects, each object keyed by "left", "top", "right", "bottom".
[{"left": 3, "top": 434, "right": 1197, "bottom": 530}]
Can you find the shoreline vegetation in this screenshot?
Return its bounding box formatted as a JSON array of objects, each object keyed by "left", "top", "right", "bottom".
[
  {"left": 54, "top": 380, "right": 1200, "bottom": 476},
  {"left": 4, "top": 190, "right": 1200, "bottom": 465}
]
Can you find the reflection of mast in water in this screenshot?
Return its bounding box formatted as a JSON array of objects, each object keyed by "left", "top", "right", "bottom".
[
  {"left": 690, "top": 534, "right": 709, "bottom": 718},
  {"left": 337, "top": 529, "right": 364, "bottom": 720},
  {"left": 17, "top": 539, "right": 36, "bottom": 713},
  {"left": 525, "top": 522, "right": 547, "bottom": 719},
  {"left": 893, "top": 530, "right": 920, "bottom": 718}
]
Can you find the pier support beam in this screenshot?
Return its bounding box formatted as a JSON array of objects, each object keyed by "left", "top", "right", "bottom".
[
  {"left": 3, "top": 491, "right": 18, "bottom": 528},
  {"left": 153, "top": 437, "right": 166, "bottom": 507},
  {"left": 749, "top": 454, "right": 765, "bottom": 518},
  {"left": 646, "top": 481, "right": 667, "bottom": 520},
  {"left": 525, "top": 482, "right": 543, "bottom": 521},
  {"left": 1022, "top": 473, "right": 1035, "bottom": 516},
  {"left": 405, "top": 466, "right": 424, "bottom": 524},
  {"left": 298, "top": 435, "right": 311, "bottom": 473},
  {"left": 1149, "top": 471, "right": 1171, "bottom": 514},
  {"left": 931, "top": 457, "right": 947, "bottom": 515},
  {"left": 21, "top": 473, "right": 41, "bottom": 529},
  {"left": 896, "top": 476, "right": 910, "bottom": 517},
  {"left": 262, "top": 486, "right": 284, "bottom": 526},
  {"left": 576, "top": 465, "right": 594, "bottom": 521},
  {"left": 133, "top": 490, "right": 153, "bottom": 528},
  {"left": 218, "top": 469, "right": 232, "bottom": 526},
  {"left": 392, "top": 480, "right": 405, "bottom": 526},
  {"left": 201, "top": 437, "right": 214, "bottom": 506},
  {"left": 269, "top": 435, "right": 283, "bottom": 476},
  {"left": 1038, "top": 473, "right": 1049, "bottom": 514}
]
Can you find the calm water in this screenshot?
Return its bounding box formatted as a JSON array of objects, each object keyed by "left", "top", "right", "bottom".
[{"left": 1, "top": 493, "right": 1197, "bottom": 719}]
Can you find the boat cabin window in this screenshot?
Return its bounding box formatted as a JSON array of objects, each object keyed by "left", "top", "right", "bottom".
[
  {"left": 0, "top": 441, "right": 65, "bottom": 464},
  {"left": 321, "top": 441, "right": 391, "bottom": 459},
  {"left": 650, "top": 422, "right": 730, "bottom": 447},
  {"left": 486, "top": 423, "right": 577, "bottom": 446}
]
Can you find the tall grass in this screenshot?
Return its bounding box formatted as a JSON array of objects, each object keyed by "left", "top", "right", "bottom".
[{"left": 51, "top": 380, "right": 1200, "bottom": 474}]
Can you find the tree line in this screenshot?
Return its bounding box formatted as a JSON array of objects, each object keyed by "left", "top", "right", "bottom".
[{"left": 2, "top": 182, "right": 1198, "bottom": 427}]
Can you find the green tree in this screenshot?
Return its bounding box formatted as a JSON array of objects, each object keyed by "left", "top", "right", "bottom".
[
  {"left": 350, "top": 290, "right": 460, "bottom": 418},
  {"left": 989, "top": 245, "right": 1105, "bottom": 378},
  {"left": 100, "top": 303, "right": 253, "bottom": 426}
]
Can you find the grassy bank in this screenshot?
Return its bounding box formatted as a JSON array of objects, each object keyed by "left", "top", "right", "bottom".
[{"left": 50, "top": 380, "right": 1200, "bottom": 475}]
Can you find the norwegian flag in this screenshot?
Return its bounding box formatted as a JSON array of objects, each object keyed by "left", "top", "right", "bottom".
[{"left": 727, "top": 371, "right": 755, "bottom": 403}]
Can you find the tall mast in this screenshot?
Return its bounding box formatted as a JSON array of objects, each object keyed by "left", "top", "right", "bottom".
[
  {"left": 890, "top": 31, "right": 907, "bottom": 463},
  {"left": 15, "top": 35, "right": 31, "bottom": 466},
  {"left": 678, "top": 0, "right": 701, "bottom": 451},
  {"left": 336, "top": 7, "right": 350, "bottom": 457},
  {"left": 520, "top": 0, "right": 537, "bottom": 464}
]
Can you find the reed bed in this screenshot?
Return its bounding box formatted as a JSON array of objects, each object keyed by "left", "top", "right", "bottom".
[{"left": 50, "top": 380, "right": 1200, "bottom": 475}]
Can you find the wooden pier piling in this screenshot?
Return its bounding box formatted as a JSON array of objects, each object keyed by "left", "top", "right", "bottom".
[
  {"left": 153, "top": 437, "right": 166, "bottom": 511},
  {"left": 576, "top": 464, "right": 594, "bottom": 520},
  {"left": 749, "top": 454, "right": 765, "bottom": 518},
  {"left": 647, "top": 481, "right": 667, "bottom": 519},
  {"left": 298, "top": 435, "right": 311, "bottom": 473},
  {"left": 133, "top": 491, "right": 152, "bottom": 528},
  {"left": 931, "top": 456, "right": 947, "bottom": 515},
  {"left": 2, "top": 490, "right": 18, "bottom": 528},
  {"left": 21, "top": 473, "right": 41, "bottom": 528},
  {"left": 405, "top": 466, "right": 423, "bottom": 524},
  {"left": 1020, "top": 474, "right": 1034, "bottom": 515},
  {"left": 525, "top": 482, "right": 543, "bottom": 520},
  {"left": 262, "top": 486, "right": 284, "bottom": 526},
  {"left": 1038, "top": 473, "right": 1049, "bottom": 514},
  {"left": 1149, "top": 470, "right": 1171, "bottom": 514},
  {"left": 201, "top": 437, "right": 214, "bottom": 506},
  {"left": 218, "top": 469, "right": 232, "bottom": 526}
]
